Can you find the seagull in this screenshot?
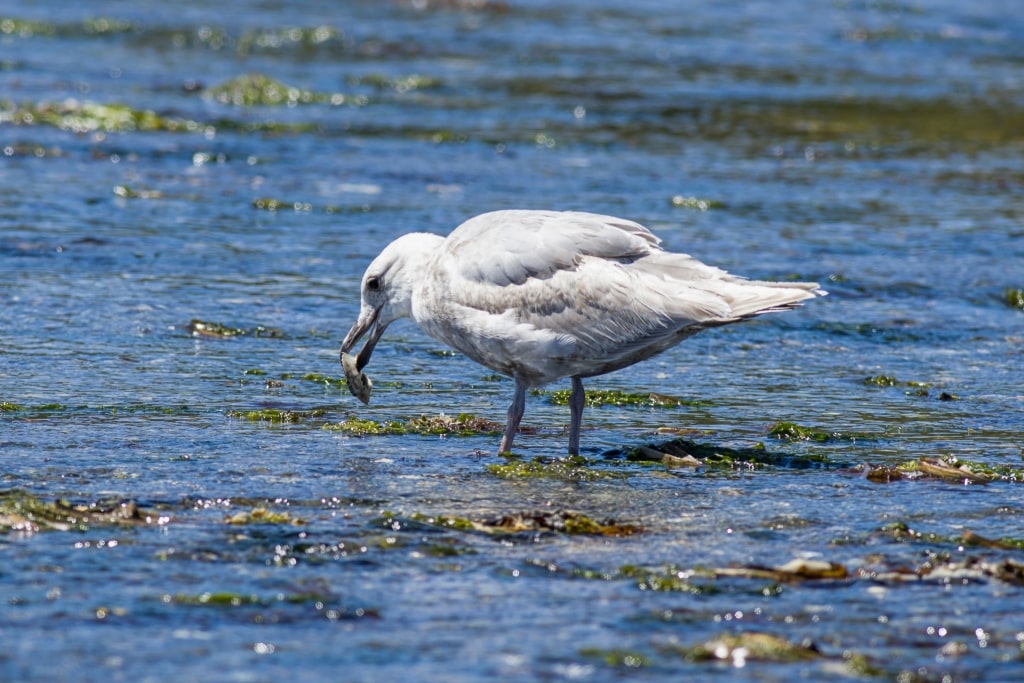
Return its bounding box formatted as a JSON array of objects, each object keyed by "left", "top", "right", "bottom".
[{"left": 340, "top": 210, "right": 825, "bottom": 455}]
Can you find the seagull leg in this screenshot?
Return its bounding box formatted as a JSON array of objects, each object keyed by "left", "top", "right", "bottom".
[
  {"left": 568, "top": 376, "right": 585, "bottom": 456},
  {"left": 499, "top": 380, "right": 527, "bottom": 454}
]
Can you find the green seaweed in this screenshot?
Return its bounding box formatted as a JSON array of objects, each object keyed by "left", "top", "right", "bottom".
[
  {"left": 169, "top": 589, "right": 343, "bottom": 607},
  {"left": 81, "top": 17, "right": 134, "bottom": 34},
  {"left": 842, "top": 652, "right": 888, "bottom": 677},
  {"left": 616, "top": 564, "right": 713, "bottom": 594},
  {"left": 225, "top": 507, "right": 305, "bottom": 525},
  {"left": 579, "top": 648, "right": 651, "bottom": 668},
  {"left": 406, "top": 413, "right": 504, "bottom": 436},
  {"left": 227, "top": 408, "right": 326, "bottom": 423},
  {"left": 349, "top": 73, "right": 443, "bottom": 92},
  {"left": 767, "top": 421, "right": 841, "bottom": 443},
  {"left": 186, "top": 319, "right": 285, "bottom": 338},
  {"left": 879, "top": 521, "right": 958, "bottom": 546},
  {"left": 486, "top": 455, "right": 620, "bottom": 481},
  {"left": 204, "top": 73, "right": 343, "bottom": 107},
  {"left": 482, "top": 510, "right": 639, "bottom": 536},
  {"left": 679, "top": 632, "right": 822, "bottom": 663},
  {"left": 0, "top": 16, "right": 134, "bottom": 38},
  {"left": 300, "top": 373, "right": 347, "bottom": 388},
  {"left": 862, "top": 374, "right": 932, "bottom": 393},
  {"left": 171, "top": 592, "right": 264, "bottom": 607},
  {"left": 235, "top": 26, "right": 342, "bottom": 54},
  {"left": 187, "top": 320, "right": 247, "bottom": 337},
  {"left": 326, "top": 413, "right": 503, "bottom": 437},
  {"left": 538, "top": 388, "right": 710, "bottom": 408},
  {"left": 0, "top": 17, "right": 58, "bottom": 37},
  {"left": 0, "top": 99, "right": 199, "bottom": 133},
  {"left": 326, "top": 417, "right": 407, "bottom": 435},
  {"left": 767, "top": 421, "right": 874, "bottom": 444},
  {"left": 408, "top": 513, "right": 477, "bottom": 532},
  {"left": 398, "top": 509, "right": 639, "bottom": 536},
  {"left": 1003, "top": 287, "right": 1024, "bottom": 311},
  {"left": 863, "top": 374, "right": 900, "bottom": 387},
  {"left": 0, "top": 98, "right": 320, "bottom": 135}
]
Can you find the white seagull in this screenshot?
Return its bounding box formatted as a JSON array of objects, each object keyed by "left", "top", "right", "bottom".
[{"left": 340, "top": 210, "right": 825, "bottom": 455}]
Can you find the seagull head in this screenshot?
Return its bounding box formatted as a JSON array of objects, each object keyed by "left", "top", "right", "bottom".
[{"left": 340, "top": 232, "right": 443, "bottom": 370}]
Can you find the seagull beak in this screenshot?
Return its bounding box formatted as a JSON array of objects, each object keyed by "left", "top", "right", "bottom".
[{"left": 340, "top": 305, "right": 386, "bottom": 371}]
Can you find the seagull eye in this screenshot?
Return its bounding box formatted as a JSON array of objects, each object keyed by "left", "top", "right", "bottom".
[{"left": 366, "top": 275, "right": 381, "bottom": 291}]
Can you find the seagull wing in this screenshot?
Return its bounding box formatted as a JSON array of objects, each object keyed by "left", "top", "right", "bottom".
[
  {"left": 425, "top": 210, "right": 819, "bottom": 384},
  {"left": 445, "top": 210, "right": 660, "bottom": 287}
]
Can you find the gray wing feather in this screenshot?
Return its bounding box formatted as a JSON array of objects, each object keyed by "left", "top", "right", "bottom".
[
  {"left": 431, "top": 210, "right": 822, "bottom": 383},
  {"left": 446, "top": 210, "right": 660, "bottom": 287}
]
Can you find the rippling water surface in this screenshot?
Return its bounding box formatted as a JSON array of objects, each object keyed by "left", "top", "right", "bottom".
[{"left": 2, "top": 1, "right": 1023, "bottom": 681}]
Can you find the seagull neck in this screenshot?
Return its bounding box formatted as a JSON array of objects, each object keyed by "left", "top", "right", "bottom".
[{"left": 391, "top": 233, "right": 443, "bottom": 323}]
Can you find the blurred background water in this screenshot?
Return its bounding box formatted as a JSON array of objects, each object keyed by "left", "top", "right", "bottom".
[{"left": 1, "top": 1, "right": 1023, "bottom": 681}]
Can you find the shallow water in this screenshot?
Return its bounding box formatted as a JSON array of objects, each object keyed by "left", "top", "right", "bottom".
[{"left": 2, "top": 1, "right": 1023, "bottom": 681}]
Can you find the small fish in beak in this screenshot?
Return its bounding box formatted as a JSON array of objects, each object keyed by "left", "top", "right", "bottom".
[
  {"left": 341, "top": 351, "right": 373, "bottom": 404},
  {"left": 340, "top": 305, "right": 384, "bottom": 405}
]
